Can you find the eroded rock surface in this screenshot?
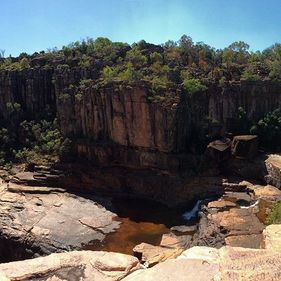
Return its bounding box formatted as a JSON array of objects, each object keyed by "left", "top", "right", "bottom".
[
  {"left": 0, "top": 182, "right": 120, "bottom": 261},
  {"left": 0, "top": 251, "right": 140, "bottom": 281},
  {"left": 124, "top": 246, "right": 281, "bottom": 281}
]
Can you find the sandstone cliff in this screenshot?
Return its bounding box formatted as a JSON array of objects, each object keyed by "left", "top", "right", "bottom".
[{"left": 0, "top": 67, "right": 280, "bottom": 171}]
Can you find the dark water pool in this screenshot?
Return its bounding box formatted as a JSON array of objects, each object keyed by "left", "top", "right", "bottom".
[{"left": 84, "top": 197, "right": 193, "bottom": 255}]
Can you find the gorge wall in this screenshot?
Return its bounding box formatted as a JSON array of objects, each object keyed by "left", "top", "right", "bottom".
[{"left": 0, "top": 67, "right": 281, "bottom": 172}]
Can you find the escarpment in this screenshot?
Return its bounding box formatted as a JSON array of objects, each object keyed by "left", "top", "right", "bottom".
[{"left": 0, "top": 66, "right": 281, "bottom": 172}]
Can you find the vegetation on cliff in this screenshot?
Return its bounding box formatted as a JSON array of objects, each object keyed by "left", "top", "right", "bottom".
[{"left": 1, "top": 35, "right": 281, "bottom": 90}]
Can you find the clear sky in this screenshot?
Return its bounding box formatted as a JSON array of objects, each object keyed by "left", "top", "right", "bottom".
[{"left": 1, "top": 0, "right": 281, "bottom": 56}]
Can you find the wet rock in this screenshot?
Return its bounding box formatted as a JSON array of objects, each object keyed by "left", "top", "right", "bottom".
[
  {"left": 265, "top": 154, "right": 281, "bottom": 188},
  {"left": 0, "top": 183, "right": 120, "bottom": 260},
  {"left": 263, "top": 224, "right": 281, "bottom": 252},
  {"left": 0, "top": 251, "right": 140, "bottom": 281},
  {"left": 231, "top": 135, "right": 258, "bottom": 159}
]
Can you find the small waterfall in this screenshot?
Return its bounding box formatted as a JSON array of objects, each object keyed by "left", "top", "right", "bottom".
[{"left": 182, "top": 200, "right": 202, "bottom": 221}]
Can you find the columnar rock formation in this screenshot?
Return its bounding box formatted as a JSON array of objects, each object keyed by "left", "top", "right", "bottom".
[{"left": 0, "top": 67, "right": 281, "bottom": 171}]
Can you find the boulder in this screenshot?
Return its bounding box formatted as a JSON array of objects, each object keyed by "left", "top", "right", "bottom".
[
  {"left": 133, "top": 243, "right": 181, "bottom": 267},
  {"left": 160, "top": 233, "right": 192, "bottom": 249},
  {"left": 209, "top": 208, "right": 264, "bottom": 236},
  {"left": 253, "top": 185, "right": 281, "bottom": 202},
  {"left": 206, "top": 138, "right": 231, "bottom": 162},
  {"left": 231, "top": 135, "right": 258, "bottom": 159},
  {"left": 0, "top": 251, "right": 140, "bottom": 281},
  {"left": 265, "top": 154, "right": 281, "bottom": 188}
]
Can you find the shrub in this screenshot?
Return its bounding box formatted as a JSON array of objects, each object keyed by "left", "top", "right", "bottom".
[
  {"left": 219, "top": 77, "right": 226, "bottom": 88},
  {"left": 250, "top": 108, "right": 281, "bottom": 149},
  {"left": 182, "top": 78, "right": 207, "bottom": 96},
  {"left": 266, "top": 202, "right": 281, "bottom": 225}
]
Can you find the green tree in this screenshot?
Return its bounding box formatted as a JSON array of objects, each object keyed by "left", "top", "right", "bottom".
[{"left": 182, "top": 78, "right": 207, "bottom": 96}]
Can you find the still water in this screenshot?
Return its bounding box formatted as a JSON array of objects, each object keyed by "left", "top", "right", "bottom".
[{"left": 84, "top": 197, "right": 193, "bottom": 255}]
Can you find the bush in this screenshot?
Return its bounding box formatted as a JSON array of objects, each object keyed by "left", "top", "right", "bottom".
[
  {"left": 250, "top": 108, "right": 281, "bottom": 149},
  {"left": 266, "top": 202, "right": 281, "bottom": 225},
  {"left": 241, "top": 67, "right": 261, "bottom": 81},
  {"left": 182, "top": 78, "right": 207, "bottom": 96}
]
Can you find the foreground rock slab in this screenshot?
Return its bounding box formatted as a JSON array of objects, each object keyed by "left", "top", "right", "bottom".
[
  {"left": 0, "top": 251, "right": 140, "bottom": 281},
  {"left": 0, "top": 183, "right": 120, "bottom": 260},
  {"left": 263, "top": 224, "right": 281, "bottom": 252},
  {"left": 124, "top": 246, "right": 281, "bottom": 281}
]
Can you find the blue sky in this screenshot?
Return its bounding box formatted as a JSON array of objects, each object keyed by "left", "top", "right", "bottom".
[{"left": 1, "top": 0, "right": 281, "bottom": 56}]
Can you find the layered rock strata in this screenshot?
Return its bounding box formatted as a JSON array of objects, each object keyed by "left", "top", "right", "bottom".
[{"left": 0, "top": 182, "right": 120, "bottom": 262}]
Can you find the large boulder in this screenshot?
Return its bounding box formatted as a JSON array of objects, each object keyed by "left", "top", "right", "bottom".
[
  {"left": 0, "top": 251, "right": 140, "bottom": 281},
  {"left": 209, "top": 208, "right": 264, "bottom": 236},
  {"left": 206, "top": 138, "right": 231, "bottom": 162},
  {"left": 265, "top": 154, "right": 281, "bottom": 188},
  {"left": 231, "top": 135, "right": 258, "bottom": 159},
  {"left": 252, "top": 184, "right": 281, "bottom": 202}
]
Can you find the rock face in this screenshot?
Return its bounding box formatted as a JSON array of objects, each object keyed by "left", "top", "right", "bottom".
[
  {"left": 10, "top": 168, "right": 225, "bottom": 207},
  {"left": 1, "top": 65, "right": 281, "bottom": 172},
  {"left": 0, "top": 182, "right": 120, "bottom": 261},
  {"left": 0, "top": 251, "right": 140, "bottom": 281}
]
